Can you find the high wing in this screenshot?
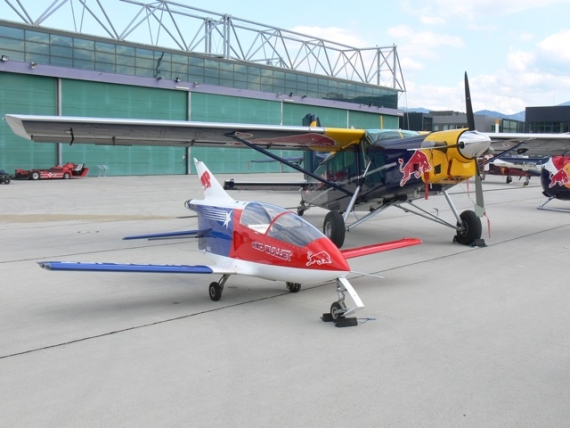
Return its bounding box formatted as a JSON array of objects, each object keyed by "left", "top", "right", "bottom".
[
  {"left": 38, "top": 261, "right": 237, "bottom": 274},
  {"left": 4, "top": 114, "right": 365, "bottom": 153},
  {"left": 485, "top": 132, "right": 570, "bottom": 157}
]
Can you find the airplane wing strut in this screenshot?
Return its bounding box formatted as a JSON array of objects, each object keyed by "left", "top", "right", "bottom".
[{"left": 229, "top": 132, "right": 353, "bottom": 196}]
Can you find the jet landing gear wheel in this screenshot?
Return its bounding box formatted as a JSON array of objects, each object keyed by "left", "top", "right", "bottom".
[
  {"left": 209, "top": 275, "right": 229, "bottom": 301},
  {"left": 329, "top": 302, "right": 346, "bottom": 321},
  {"left": 454, "top": 210, "right": 482, "bottom": 246},
  {"left": 209, "top": 282, "right": 222, "bottom": 301},
  {"left": 286, "top": 282, "right": 301, "bottom": 293},
  {"left": 323, "top": 211, "right": 345, "bottom": 248}
]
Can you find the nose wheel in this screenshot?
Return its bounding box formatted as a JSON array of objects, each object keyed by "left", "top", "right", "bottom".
[{"left": 321, "top": 278, "right": 362, "bottom": 327}]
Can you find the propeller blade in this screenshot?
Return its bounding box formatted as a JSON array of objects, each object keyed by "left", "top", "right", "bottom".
[{"left": 465, "top": 72, "right": 476, "bottom": 131}]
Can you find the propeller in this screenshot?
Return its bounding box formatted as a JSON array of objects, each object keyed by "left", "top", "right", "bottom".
[{"left": 465, "top": 72, "right": 485, "bottom": 217}]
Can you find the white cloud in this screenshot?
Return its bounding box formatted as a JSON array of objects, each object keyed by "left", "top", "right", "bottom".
[
  {"left": 507, "top": 50, "right": 536, "bottom": 72},
  {"left": 536, "top": 30, "right": 570, "bottom": 66},
  {"left": 387, "top": 25, "right": 463, "bottom": 63},
  {"left": 400, "top": 57, "right": 425, "bottom": 71}
]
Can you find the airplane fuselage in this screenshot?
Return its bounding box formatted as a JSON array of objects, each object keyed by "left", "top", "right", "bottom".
[
  {"left": 185, "top": 198, "right": 351, "bottom": 282},
  {"left": 301, "top": 129, "right": 487, "bottom": 212}
]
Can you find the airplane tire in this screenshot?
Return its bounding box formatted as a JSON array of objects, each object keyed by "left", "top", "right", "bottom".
[
  {"left": 455, "top": 210, "right": 482, "bottom": 246},
  {"left": 330, "top": 302, "right": 345, "bottom": 321},
  {"left": 31, "top": 172, "right": 40, "bottom": 180},
  {"left": 286, "top": 282, "right": 301, "bottom": 293},
  {"left": 209, "top": 282, "right": 222, "bottom": 301},
  {"left": 63, "top": 172, "right": 70, "bottom": 179},
  {"left": 323, "top": 211, "right": 345, "bottom": 248}
]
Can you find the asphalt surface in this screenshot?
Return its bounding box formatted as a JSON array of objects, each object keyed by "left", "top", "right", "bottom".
[{"left": 1, "top": 172, "right": 569, "bottom": 427}]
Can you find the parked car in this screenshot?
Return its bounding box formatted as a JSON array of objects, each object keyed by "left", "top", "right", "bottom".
[{"left": 15, "top": 163, "right": 89, "bottom": 180}]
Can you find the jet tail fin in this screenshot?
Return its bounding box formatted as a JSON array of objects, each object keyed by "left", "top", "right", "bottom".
[{"left": 194, "top": 158, "right": 234, "bottom": 202}]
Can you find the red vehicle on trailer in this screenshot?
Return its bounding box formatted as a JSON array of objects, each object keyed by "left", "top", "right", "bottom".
[{"left": 15, "top": 163, "right": 89, "bottom": 180}]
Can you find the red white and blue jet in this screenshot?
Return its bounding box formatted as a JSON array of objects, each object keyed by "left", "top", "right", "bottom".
[{"left": 38, "top": 159, "right": 421, "bottom": 326}]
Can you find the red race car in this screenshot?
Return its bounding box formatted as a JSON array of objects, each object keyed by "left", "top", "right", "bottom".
[{"left": 15, "top": 163, "right": 89, "bottom": 180}]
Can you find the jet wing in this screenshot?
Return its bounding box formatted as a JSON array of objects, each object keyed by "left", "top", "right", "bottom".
[
  {"left": 38, "top": 261, "right": 237, "bottom": 275},
  {"left": 341, "top": 237, "right": 422, "bottom": 259},
  {"left": 485, "top": 132, "right": 570, "bottom": 157},
  {"left": 4, "top": 114, "right": 365, "bottom": 152}
]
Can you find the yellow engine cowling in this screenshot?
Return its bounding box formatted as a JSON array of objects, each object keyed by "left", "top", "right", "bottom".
[{"left": 421, "top": 129, "right": 487, "bottom": 184}]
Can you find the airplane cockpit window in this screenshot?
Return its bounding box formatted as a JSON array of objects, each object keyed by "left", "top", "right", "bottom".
[
  {"left": 314, "top": 147, "right": 357, "bottom": 182},
  {"left": 240, "top": 202, "right": 286, "bottom": 234},
  {"left": 267, "top": 212, "right": 323, "bottom": 247}
]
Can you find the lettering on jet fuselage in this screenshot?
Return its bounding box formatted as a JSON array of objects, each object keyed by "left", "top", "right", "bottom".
[{"left": 252, "top": 241, "right": 292, "bottom": 261}]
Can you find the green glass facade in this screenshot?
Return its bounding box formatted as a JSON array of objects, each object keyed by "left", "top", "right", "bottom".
[
  {"left": 0, "top": 22, "right": 398, "bottom": 109},
  {"left": 0, "top": 21, "right": 402, "bottom": 175}
]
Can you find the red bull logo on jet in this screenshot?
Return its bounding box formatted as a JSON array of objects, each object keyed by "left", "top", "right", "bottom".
[
  {"left": 398, "top": 150, "right": 432, "bottom": 186},
  {"left": 200, "top": 170, "right": 212, "bottom": 190},
  {"left": 306, "top": 250, "right": 332, "bottom": 266}
]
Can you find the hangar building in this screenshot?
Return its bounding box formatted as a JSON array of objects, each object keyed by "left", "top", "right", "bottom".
[{"left": 0, "top": 1, "right": 405, "bottom": 175}]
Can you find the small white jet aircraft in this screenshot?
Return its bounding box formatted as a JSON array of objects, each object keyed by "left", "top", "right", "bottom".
[{"left": 38, "top": 159, "right": 421, "bottom": 327}]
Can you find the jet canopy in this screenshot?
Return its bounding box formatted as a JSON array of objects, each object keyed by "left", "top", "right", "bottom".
[{"left": 240, "top": 202, "right": 323, "bottom": 247}]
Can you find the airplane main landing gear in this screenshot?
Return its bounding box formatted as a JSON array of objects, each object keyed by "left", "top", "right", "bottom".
[
  {"left": 323, "top": 211, "right": 345, "bottom": 248},
  {"left": 454, "top": 210, "right": 483, "bottom": 246},
  {"left": 286, "top": 282, "right": 301, "bottom": 292},
  {"left": 209, "top": 274, "right": 229, "bottom": 301}
]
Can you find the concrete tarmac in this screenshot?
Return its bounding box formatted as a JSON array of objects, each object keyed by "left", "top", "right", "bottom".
[{"left": 1, "top": 172, "right": 569, "bottom": 427}]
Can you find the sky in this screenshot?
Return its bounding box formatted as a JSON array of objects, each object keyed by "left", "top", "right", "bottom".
[{"left": 2, "top": 0, "right": 570, "bottom": 115}]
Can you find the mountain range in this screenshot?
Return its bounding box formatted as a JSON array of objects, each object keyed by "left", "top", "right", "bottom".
[{"left": 404, "top": 101, "right": 570, "bottom": 122}]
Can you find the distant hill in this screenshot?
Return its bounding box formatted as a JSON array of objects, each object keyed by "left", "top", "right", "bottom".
[
  {"left": 404, "top": 100, "right": 570, "bottom": 122},
  {"left": 475, "top": 109, "right": 525, "bottom": 122},
  {"left": 402, "top": 107, "right": 525, "bottom": 121}
]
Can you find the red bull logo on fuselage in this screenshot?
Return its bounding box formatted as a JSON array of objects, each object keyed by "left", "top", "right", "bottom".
[
  {"left": 306, "top": 250, "right": 332, "bottom": 266},
  {"left": 549, "top": 168, "right": 570, "bottom": 188},
  {"left": 398, "top": 150, "right": 432, "bottom": 186}
]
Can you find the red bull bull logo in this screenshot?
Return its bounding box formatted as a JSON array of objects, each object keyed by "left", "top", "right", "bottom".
[
  {"left": 306, "top": 250, "right": 332, "bottom": 266},
  {"left": 549, "top": 168, "right": 570, "bottom": 188},
  {"left": 200, "top": 170, "right": 212, "bottom": 190},
  {"left": 398, "top": 150, "right": 432, "bottom": 186}
]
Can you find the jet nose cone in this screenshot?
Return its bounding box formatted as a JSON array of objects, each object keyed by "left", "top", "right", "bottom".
[
  {"left": 458, "top": 131, "right": 491, "bottom": 159},
  {"left": 307, "top": 238, "right": 350, "bottom": 271}
]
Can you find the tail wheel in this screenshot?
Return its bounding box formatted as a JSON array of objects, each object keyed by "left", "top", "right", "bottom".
[
  {"left": 455, "top": 210, "right": 482, "bottom": 245},
  {"left": 323, "top": 211, "right": 345, "bottom": 248}
]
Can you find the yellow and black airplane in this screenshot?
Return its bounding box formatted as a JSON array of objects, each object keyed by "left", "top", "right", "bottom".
[{"left": 6, "top": 74, "right": 570, "bottom": 247}]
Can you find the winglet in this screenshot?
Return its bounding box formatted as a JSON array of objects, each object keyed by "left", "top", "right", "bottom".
[{"left": 194, "top": 158, "right": 234, "bottom": 202}]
